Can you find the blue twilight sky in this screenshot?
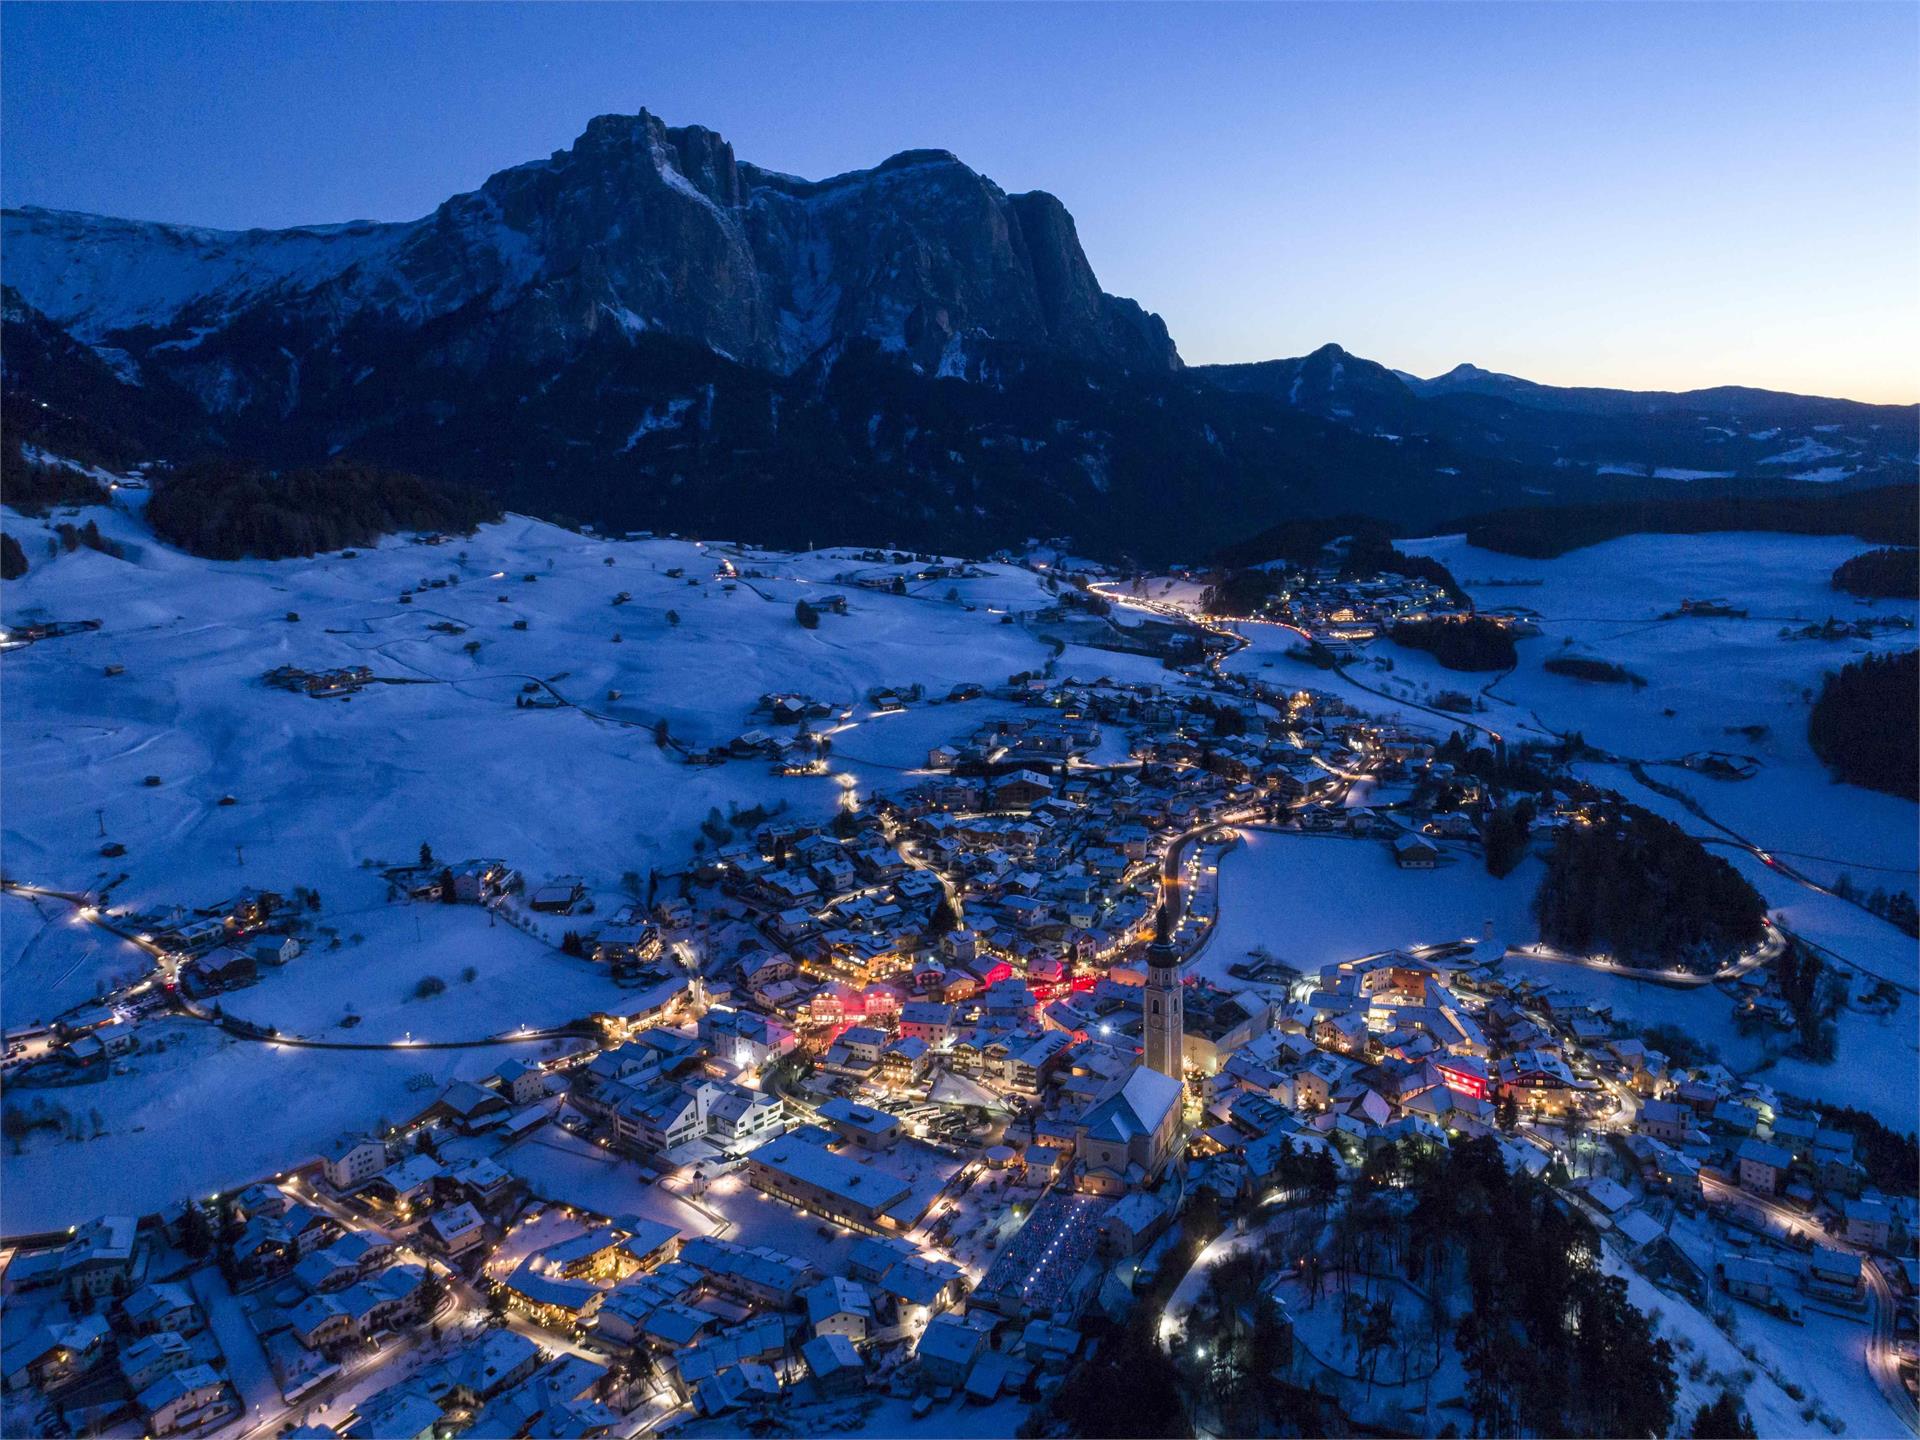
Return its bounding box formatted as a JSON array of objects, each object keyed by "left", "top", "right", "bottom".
[{"left": 3, "top": 2, "right": 1916, "bottom": 403}]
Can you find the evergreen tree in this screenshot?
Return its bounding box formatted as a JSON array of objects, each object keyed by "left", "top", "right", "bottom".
[
  {"left": 927, "top": 895, "right": 961, "bottom": 935},
  {"left": 1690, "top": 1390, "right": 1758, "bottom": 1439},
  {"left": 1482, "top": 800, "right": 1533, "bottom": 877}
]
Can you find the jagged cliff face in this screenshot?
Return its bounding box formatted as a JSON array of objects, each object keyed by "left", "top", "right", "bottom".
[
  {"left": 3, "top": 109, "right": 1179, "bottom": 396},
  {"left": 10, "top": 108, "right": 1902, "bottom": 560}
]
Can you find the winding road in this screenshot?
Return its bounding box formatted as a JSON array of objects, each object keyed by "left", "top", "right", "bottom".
[{"left": 1700, "top": 1174, "right": 1919, "bottom": 1437}]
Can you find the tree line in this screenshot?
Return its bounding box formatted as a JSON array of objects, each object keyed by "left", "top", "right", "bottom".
[
  {"left": 1456, "top": 485, "right": 1917, "bottom": 559},
  {"left": 1, "top": 429, "right": 113, "bottom": 513},
  {"left": 1544, "top": 654, "right": 1646, "bottom": 687},
  {"left": 1808, "top": 650, "right": 1917, "bottom": 801},
  {"left": 1532, "top": 802, "right": 1767, "bottom": 966},
  {"left": 1389, "top": 615, "right": 1517, "bottom": 671},
  {"left": 146, "top": 459, "right": 500, "bottom": 561},
  {"left": 1830, "top": 546, "right": 1917, "bottom": 599}
]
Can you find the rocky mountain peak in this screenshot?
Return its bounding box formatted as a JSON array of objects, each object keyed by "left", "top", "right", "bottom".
[{"left": 4, "top": 106, "right": 1177, "bottom": 380}]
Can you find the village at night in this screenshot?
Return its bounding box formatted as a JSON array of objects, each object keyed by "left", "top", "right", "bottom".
[{"left": 3, "top": 6, "right": 1916, "bottom": 1439}]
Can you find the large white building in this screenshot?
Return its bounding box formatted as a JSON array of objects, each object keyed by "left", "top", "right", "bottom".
[{"left": 325, "top": 1139, "right": 388, "bottom": 1191}]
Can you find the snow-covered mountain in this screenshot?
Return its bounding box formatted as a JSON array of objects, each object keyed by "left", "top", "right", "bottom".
[
  {"left": 4, "top": 110, "right": 1178, "bottom": 388},
  {"left": 1196, "top": 346, "right": 1918, "bottom": 486},
  {"left": 4, "top": 108, "right": 1911, "bottom": 559}
]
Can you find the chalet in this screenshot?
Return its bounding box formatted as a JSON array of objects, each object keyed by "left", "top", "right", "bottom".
[
  {"left": 314, "top": 1231, "right": 390, "bottom": 1278},
  {"left": 138, "top": 1364, "right": 230, "bottom": 1436},
  {"left": 421, "top": 1331, "right": 544, "bottom": 1408},
  {"left": 1808, "top": 1246, "right": 1864, "bottom": 1301},
  {"left": 915, "top": 1314, "right": 986, "bottom": 1387},
  {"left": 1814, "top": 1130, "right": 1861, "bottom": 1192},
  {"left": 59, "top": 1215, "right": 140, "bottom": 1301},
  {"left": 3, "top": 1317, "right": 110, "bottom": 1394},
  {"left": 1637, "top": 1098, "right": 1690, "bottom": 1145},
  {"left": 119, "top": 1331, "right": 195, "bottom": 1391},
  {"left": 1392, "top": 835, "right": 1440, "bottom": 869},
  {"left": 1010, "top": 1031, "right": 1075, "bottom": 1094},
  {"left": 592, "top": 922, "right": 662, "bottom": 971},
  {"left": 1721, "top": 1257, "right": 1799, "bottom": 1320},
  {"left": 424, "top": 1202, "right": 488, "bottom": 1257},
  {"left": 468, "top": 1354, "right": 620, "bottom": 1438},
  {"left": 121, "top": 1282, "right": 203, "bottom": 1338},
  {"left": 416, "top": 1079, "right": 510, "bottom": 1134},
  {"left": 1736, "top": 1137, "right": 1792, "bottom": 1197},
  {"left": 342, "top": 1385, "right": 442, "bottom": 1440},
  {"left": 1844, "top": 1197, "right": 1892, "bottom": 1251},
  {"left": 802, "top": 1334, "right": 865, "bottom": 1397},
  {"left": 252, "top": 935, "right": 302, "bottom": 966},
  {"left": 188, "top": 945, "right": 257, "bottom": 994},
  {"left": 1496, "top": 1049, "right": 1588, "bottom": 1113},
  {"left": 373, "top": 1155, "right": 447, "bottom": 1212},
  {"left": 991, "top": 771, "right": 1055, "bottom": 810},
  {"left": 529, "top": 878, "right": 587, "bottom": 914},
  {"left": 881, "top": 1034, "right": 931, "bottom": 1084},
  {"left": 805, "top": 1276, "right": 874, "bottom": 1342}
]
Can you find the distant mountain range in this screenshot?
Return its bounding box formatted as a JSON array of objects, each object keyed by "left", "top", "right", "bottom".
[
  {"left": 1197, "top": 345, "right": 1917, "bottom": 484},
  {"left": 4, "top": 109, "right": 1913, "bottom": 560}
]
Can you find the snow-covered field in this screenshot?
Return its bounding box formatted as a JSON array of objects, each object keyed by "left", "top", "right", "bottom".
[
  {"left": 0, "top": 1013, "right": 557, "bottom": 1231},
  {"left": 1395, "top": 531, "right": 1918, "bottom": 886},
  {"left": 0, "top": 499, "right": 1098, "bottom": 1229},
  {"left": 0, "top": 504, "right": 1077, "bottom": 926},
  {"left": 1193, "top": 831, "right": 1542, "bottom": 985},
  {"left": 215, "top": 902, "right": 614, "bottom": 1042},
  {"left": 1381, "top": 533, "right": 1918, "bottom": 1129},
  {"left": 2, "top": 889, "right": 154, "bottom": 1027},
  {"left": 4, "top": 500, "right": 1913, "bottom": 1249}
]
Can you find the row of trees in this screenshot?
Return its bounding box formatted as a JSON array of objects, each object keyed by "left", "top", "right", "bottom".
[
  {"left": 1388, "top": 616, "right": 1517, "bottom": 671},
  {"left": 1544, "top": 654, "right": 1646, "bottom": 687},
  {"left": 147, "top": 459, "right": 500, "bottom": 560},
  {"left": 1407, "top": 1137, "right": 1679, "bottom": 1437},
  {"left": 1532, "top": 803, "right": 1767, "bottom": 965},
  {"left": 1482, "top": 799, "right": 1534, "bottom": 877},
  {"left": 1828, "top": 872, "right": 1918, "bottom": 935},
  {"left": 1459, "top": 485, "right": 1917, "bottom": 559},
  {"left": 1808, "top": 650, "right": 1917, "bottom": 801},
  {"left": 1829, "top": 546, "right": 1917, "bottom": 599},
  {"left": 1771, "top": 938, "right": 1839, "bottom": 1061},
  {"left": 0, "top": 429, "right": 113, "bottom": 513}
]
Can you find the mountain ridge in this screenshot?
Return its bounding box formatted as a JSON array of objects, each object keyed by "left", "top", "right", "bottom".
[
  {"left": 4, "top": 108, "right": 1912, "bottom": 561},
  {"left": 4, "top": 109, "right": 1180, "bottom": 379}
]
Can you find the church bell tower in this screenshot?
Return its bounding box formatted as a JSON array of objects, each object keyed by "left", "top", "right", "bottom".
[{"left": 1143, "top": 897, "right": 1184, "bottom": 1080}]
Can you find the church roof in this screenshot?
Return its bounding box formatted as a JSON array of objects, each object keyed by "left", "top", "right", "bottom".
[{"left": 1080, "top": 1066, "right": 1182, "bottom": 1143}]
